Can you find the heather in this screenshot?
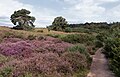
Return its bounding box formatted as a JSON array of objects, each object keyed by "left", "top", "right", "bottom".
[{"left": 0, "top": 35, "right": 92, "bottom": 77}]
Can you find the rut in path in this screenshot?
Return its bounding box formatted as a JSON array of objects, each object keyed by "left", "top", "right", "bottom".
[{"left": 87, "top": 48, "right": 115, "bottom": 77}]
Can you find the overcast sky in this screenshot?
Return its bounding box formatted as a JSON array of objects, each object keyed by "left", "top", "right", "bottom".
[{"left": 0, "top": 0, "right": 120, "bottom": 27}]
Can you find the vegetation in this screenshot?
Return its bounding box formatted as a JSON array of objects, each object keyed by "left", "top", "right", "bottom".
[
  {"left": 0, "top": 11, "right": 120, "bottom": 77},
  {"left": 48, "top": 16, "right": 68, "bottom": 31},
  {"left": 103, "top": 32, "right": 120, "bottom": 77},
  {"left": 0, "top": 27, "right": 92, "bottom": 77},
  {"left": 10, "top": 9, "right": 36, "bottom": 30}
]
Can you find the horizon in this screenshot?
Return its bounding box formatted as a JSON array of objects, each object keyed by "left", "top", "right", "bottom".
[{"left": 0, "top": 0, "right": 120, "bottom": 27}]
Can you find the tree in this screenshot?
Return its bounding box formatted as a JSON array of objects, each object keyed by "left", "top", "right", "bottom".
[
  {"left": 10, "top": 9, "right": 36, "bottom": 30},
  {"left": 51, "top": 16, "right": 68, "bottom": 31}
]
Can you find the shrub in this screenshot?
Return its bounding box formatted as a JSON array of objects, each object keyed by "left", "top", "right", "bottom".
[
  {"left": 67, "top": 45, "right": 92, "bottom": 68},
  {"left": 95, "top": 40, "right": 103, "bottom": 48},
  {"left": 0, "top": 54, "right": 9, "bottom": 64},
  {"left": 46, "top": 34, "right": 60, "bottom": 38},
  {"left": 60, "top": 34, "right": 95, "bottom": 44},
  {"left": 37, "top": 36, "right": 46, "bottom": 40},
  {"left": 86, "top": 46, "right": 96, "bottom": 55},
  {"left": 64, "top": 27, "right": 72, "bottom": 32},
  {"left": 37, "top": 30, "right": 43, "bottom": 33},
  {"left": 103, "top": 37, "right": 120, "bottom": 77},
  {"left": 96, "top": 32, "right": 108, "bottom": 42},
  {"left": 0, "top": 38, "right": 2, "bottom": 43},
  {"left": 62, "top": 52, "right": 87, "bottom": 71},
  {"left": 0, "top": 67, "right": 12, "bottom": 77},
  {"left": 2, "top": 38, "right": 22, "bottom": 43},
  {"left": 0, "top": 41, "right": 35, "bottom": 56},
  {"left": 27, "top": 35, "right": 36, "bottom": 40}
]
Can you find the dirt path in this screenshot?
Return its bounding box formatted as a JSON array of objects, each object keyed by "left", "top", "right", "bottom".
[{"left": 87, "top": 48, "right": 115, "bottom": 77}]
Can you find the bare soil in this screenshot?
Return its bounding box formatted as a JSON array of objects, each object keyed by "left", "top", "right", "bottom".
[{"left": 87, "top": 48, "right": 115, "bottom": 77}]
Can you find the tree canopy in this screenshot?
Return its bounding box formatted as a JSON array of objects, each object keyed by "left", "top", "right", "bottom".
[
  {"left": 49, "top": 16, "right": 68, "bottom": 31},
  {"left": 10, "top": 9, "right": 36, "bottom": 30}
]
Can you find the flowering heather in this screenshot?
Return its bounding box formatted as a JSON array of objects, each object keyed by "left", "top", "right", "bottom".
[
  {"left": 0, "top": 41, "right": 35, "bottom": 56},
  {"left": 2, "top": 38, "right": 23, "bottom": 43},
  {"left": 0, "top": 36, "right": 90, "bottom": 77},
  {"left": 0, "top": 37, "right": 72, "bottom": 56},
  {"left": 5, "top": 52, "right": 72, "bottom": 77}
]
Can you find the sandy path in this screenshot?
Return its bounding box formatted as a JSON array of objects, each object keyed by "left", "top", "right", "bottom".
[{"left": 87, "top": 48, "right": 115, "bottom": 77}]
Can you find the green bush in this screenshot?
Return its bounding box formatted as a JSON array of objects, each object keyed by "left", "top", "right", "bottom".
[
  {"left": 95, "top": 40, "right": 103, "bottom": 48},
  {"left": 67, "top": 45, "right": 92, "bottom": 67},
  {"left": 47, "top": 34, "right": 60, "bottom": 38},
  {"left": 104, "top": 38, "right": 120, "bottom": 77},
  {"left": 0, "top": 54, "right": 9, "bottom": 63},
  {"left": 0, "top": 67, "right": 12, "bottom": 77},
  {"left": 64, "top": 27, "right": 72, "bottom": 32},
  {"left": 60, "top": 34, "right": 95, "bottom": 44}
]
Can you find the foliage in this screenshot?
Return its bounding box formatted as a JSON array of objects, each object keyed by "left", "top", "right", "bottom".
[
  {"left": 10, "top": 9, "right": 36, "bottom": 30},
  {"left": 64, "top": 27, "right": 72, "bottom": 32},
  {"left": 48, "top": 16, "right": 68, "bottom": 31},
  {"left": 27, "top": 35, "right": 36, "bottom": 40},
  {"left": 95, "top": 40, "right": 103, "bottom": 48},
  {"left": 0, "top": 54, "right": 9, "bottom": 63},
  {"left": 96, "top": 32, "right": 109, "bottom": 42},
  {"left": 0, "top": 41, "right": 35, "bottom": 56},
  {"left": 37, "top": 30, "right": 43, "bottom": 33},
  {"left": 0, "top": 67, "right": 12, "bottom": 77},
  {"left": 46, "top": 34, "right": 60, "bottom": 38},
  {"left": 104, "top": 38, "right": 120, "bottom": 77},
  {"left": 2, "top": 31, "right": 24, "bottom": 39},
  {"left": 60, "top": 34, "right": 95, "bottom": 44},
  {"left": 67, "top": 45, "right": 92, "bottom": 68},
  {"left": 102, "top": 25, "right": 120, "bottom": 77},
  {"left": 0, "top": 35, "right": 92, "bottom": 77}
]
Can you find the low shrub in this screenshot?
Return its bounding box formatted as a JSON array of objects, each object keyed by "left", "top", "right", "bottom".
[
  {"left": 46, "top": 34, "right": 60, "bottom": 38},
  {"left": 37, "top": 36, "right": 46, "bottom": 40},
  {"left": 0, "top": 38, "right": 2, "bottom": 43},
  {"left": 3, "top": 31, "right": 24, "bottom": 39},
  {"left": 64, "top": 27, "right": 72, "bottom": 32},
  {"left": 61, "top": 52, "right": 87, "bottom": 72},
  {"left": 67, "top": 45, "right": 92, "bottom": 68},
  {"left": 95, "top": 40, "right": 103, "bottom": 48},
  {"left": 60, "top": 34, "right": 95, "bottom": 44},
  {"left": 86, "top": 46, "right": 96, "bottom": 55},
  {"left": 0, "top": 67, "right": 13, "bottom": 77},
  {"left": 0, "top": 41, "right": 35, "bottom": 56},
  {"left": 2, "top": 38, "right": 22, "bottom": 43},
  {"left": 37, "top": 30, "right": 43, "bottom": 33},
  {"left": 0, "top": 54, "right": 9, "bottom": 64},
  {"left": 104, "top": 38, "right": 120, "bottom": 77},
  {"left": 27, "top": 35, "right": 36, "bottom": 40}
]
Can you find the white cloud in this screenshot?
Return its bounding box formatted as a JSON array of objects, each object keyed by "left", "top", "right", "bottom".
[
  {"left": 0, "top": 0, "right": 33, "bottom": 17},
  {"left": 0, "top": 0, "right": 34, "bottom": 26},
  {"left": 61, "top": 0, "right": 120, "bottom": 23},
  {"left": 0, "top": 0, "right": 56, "bottom": 27},
  {"left": 0, "top": 0, "right": 120, "bottom": 27}
]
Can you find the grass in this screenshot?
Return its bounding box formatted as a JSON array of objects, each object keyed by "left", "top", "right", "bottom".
[{"left": 0, "top": 26, "right": 87, "bottom": 35}]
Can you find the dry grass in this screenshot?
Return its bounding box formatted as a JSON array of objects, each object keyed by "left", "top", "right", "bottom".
[{"left": 0, "top": 26, "right": 87, "bottom": 37}]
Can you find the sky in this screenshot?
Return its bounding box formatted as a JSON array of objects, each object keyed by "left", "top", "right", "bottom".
[{"left": 0, "top": 0, "right": 120, "bottom": 27}]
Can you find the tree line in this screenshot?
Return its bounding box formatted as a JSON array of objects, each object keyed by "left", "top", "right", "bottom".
[{"left": 10, "top": 9, "right": 120, "bottom": 31}]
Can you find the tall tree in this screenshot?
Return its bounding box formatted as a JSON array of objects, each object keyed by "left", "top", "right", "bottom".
[
  {"left": 51, "top": 16, "right": 68, "bottom": 31},
  {"left": 10, "top": 9, "right": 36, "bottom": 30}
]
